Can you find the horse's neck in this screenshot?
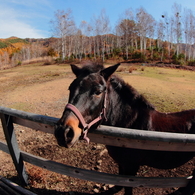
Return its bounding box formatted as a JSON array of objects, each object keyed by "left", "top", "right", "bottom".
[
  {"left": 104, "top": 78, "right": 154, "bottom": 129},
  {"left": 104, "top": 89, "right": 127, "bottom": 127}
]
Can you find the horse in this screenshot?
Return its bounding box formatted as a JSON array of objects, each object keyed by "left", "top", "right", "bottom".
[{"left": 55, "top": 62, "right": 195, "bottom": 195}]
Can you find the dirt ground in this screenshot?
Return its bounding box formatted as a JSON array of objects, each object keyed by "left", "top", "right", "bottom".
[{"left": 0, "top": 63, "right": 195, "bottom": 195}]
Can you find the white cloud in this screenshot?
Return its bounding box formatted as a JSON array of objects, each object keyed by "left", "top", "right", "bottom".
[
  {"left": 10, "top": 0, "right": 52, "bottom": 9},
  {"left": 0, "top": 3, "right": 48, "bottom": 38},
  {"left": 0, "top": 19, "right": 46, "bottom": 38}
]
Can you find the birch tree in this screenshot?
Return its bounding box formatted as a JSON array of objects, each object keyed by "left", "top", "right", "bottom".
[
  {"left": 161, "top": 13, "right": 172, "bottom": 60},
  {"left": 116, "top": 9, "right": 136, "bottom": 60},
  {"left": 172, "top": 3, "right": 182, "bottom": 56},
  {"left": 92, "top": 9, "right": 110, "bottom": 61},
  {"left": 51, "top": 9, "right": 76, "bottom": 60},
  {"left": 183, "top": 8, "right": 195, "bottom": 60},
  {"left": 157, "top": 20, "right": 165, "bottom": 61},
  {"left": 136, "top": 7, "right": 155, "bottom": 53}
]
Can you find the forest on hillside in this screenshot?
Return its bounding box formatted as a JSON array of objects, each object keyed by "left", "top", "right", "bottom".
[
  {"left": 1, "top": 2, "right": 195, "bottom": 69},
  {"left": 0, "top": 37, "right": 53, "bottom": 69}
]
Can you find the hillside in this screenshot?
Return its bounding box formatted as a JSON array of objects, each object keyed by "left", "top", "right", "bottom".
[
  {"left": 0, "top": 37, "right": 56, "bottom": 69},
  {"left": 0, "top": 37, "right": 28, "bottom": 49},
  {"left": 0, "top": 37, "right": 29, "bottom": 59}
]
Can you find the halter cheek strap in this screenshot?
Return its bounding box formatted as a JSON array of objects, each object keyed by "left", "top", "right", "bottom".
[{"left": 65, "top": 93, "right": 107, "bottom": 143}]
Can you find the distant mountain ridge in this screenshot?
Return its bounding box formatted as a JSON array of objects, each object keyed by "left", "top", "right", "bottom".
[{"left": 0, "top": 37, "right": 28, "bottom": 49}]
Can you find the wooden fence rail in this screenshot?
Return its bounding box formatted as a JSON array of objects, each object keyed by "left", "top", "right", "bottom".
[
  {"left": 0, "top": 176, "right": 37, "bottom": 195},
  {"left": 0, "top": 106, "right": 194, "bottom": 189}
]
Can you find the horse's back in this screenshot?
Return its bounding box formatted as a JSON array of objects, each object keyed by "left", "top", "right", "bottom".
[{"left": 150, "top": 109, "right": 195, "bottom": 133}]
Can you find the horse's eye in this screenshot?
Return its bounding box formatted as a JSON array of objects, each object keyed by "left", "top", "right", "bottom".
[
  {"left": 93, "top": 90, "right": 102, "bottom": 97},
  {"left": 95, "top": 91, "right": 102, "bottom": 96}
]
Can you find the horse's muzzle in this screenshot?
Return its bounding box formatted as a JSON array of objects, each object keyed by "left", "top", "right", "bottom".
[
  {"left": 55, "top": 116, "right": 82, "bottom": 148},
  {"left": 55, "top": 124, "right": 79, "bottom": 148}
]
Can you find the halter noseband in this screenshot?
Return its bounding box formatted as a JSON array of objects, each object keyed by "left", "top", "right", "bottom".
[{"left": 65, "top": 92, "right": 107, "bottom": 143}]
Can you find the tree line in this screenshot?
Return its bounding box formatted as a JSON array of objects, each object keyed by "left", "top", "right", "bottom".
[
  {"left": 0, "top": 38, "right": 51, "bottom": 69},
  {"left": 50, "top": 3, "right": 195, "bottom": 65},
  {"left": 1, "top": 3, "right": 195, "bottom": 69}
]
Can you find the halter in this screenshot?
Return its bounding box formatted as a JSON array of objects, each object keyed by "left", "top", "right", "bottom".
[{"left": 65, "top": 92, "right": 107, "bottom": 143}]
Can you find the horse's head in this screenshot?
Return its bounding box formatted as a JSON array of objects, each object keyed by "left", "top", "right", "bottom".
[{"left": 55, "top": 63, "right": 120, "bottom": 148}]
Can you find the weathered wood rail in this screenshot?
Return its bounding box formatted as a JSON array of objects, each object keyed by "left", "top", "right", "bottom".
[
  {"left": 0, "top": 176, "right": 36, "bottom": 195},
  {"left": 0, "top": 106, "right": 195, "bottom": 190}
]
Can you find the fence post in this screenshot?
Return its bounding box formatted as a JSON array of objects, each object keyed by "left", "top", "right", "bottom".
[{"left": 0, "top": 113, "right": 28, "bottom": 186}]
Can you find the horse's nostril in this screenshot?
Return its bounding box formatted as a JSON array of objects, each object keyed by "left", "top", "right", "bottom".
[
  {"left": 65, "top": 127, "right": 74, "bottom": 143},
  {"left": 54, "top": 125, "right": 66, "bottom": 147}
]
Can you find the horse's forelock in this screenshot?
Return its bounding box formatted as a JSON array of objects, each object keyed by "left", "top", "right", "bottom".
[{"left": 80, "top": 61, "right": 104, "bottom": 75}]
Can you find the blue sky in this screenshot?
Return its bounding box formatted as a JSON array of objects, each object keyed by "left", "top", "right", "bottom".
[{"left": 1, "top": 0, "right": 195, "bottom": 38}]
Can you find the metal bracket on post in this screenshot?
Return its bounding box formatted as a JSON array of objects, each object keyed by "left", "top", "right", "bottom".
[{"left": 0, "top": 113, "right": 28, "bottom": 186}]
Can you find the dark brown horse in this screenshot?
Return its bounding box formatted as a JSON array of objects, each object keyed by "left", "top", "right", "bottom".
[{"left": 55, "top": 62, "right": 195, "bottom": 195}]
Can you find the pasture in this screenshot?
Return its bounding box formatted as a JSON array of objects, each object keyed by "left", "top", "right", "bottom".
[{"left": 0, "top": 62, "right": 195, "bottom": 195}]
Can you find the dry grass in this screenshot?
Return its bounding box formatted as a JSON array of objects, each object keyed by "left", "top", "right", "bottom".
[
  {"left": 121, "top": 66, "right": 195, "bottom": 112},
  {"left": 116, "top": 67, "right": 126, "bottom": 72},
  {"left": 128, "top": 66, "right": 137, "bottom": 73},
  {"left": 0, "top": 56, "right": 55, "bottom": 70}
]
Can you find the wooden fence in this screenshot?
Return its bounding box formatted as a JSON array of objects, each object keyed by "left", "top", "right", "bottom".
[
  {"left": 0, "top": 106, "right": 195, "bottom": 189},
  {"left": 0, "top": 176, "right": 37, "bottom": 195}
]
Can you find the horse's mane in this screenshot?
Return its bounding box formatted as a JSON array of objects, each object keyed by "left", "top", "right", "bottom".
[{"left": 110, "top": 75, "right": 155, "bottom": 110}]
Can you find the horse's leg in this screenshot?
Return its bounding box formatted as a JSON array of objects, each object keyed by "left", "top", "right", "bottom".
[
  {"left": 117, "top": 164, "right": 139, "bottom": 195},
  {"left": 106, "top": 146, "right": 140, "bottom": 194}
]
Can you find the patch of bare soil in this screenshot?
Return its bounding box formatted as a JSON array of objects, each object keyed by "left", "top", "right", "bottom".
[{"left": 0, "top": 64, "right": 195, "bottom": 195}]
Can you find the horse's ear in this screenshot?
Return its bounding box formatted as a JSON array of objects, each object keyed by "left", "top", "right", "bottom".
[
  {"left": 100, "top": 63, "right": 120, "bottom": 81},
  {"left": 70, "top": 64, "right": 81, "bottom": 77}
]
